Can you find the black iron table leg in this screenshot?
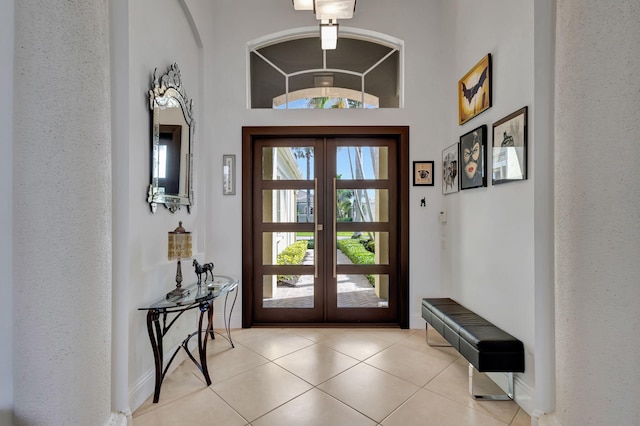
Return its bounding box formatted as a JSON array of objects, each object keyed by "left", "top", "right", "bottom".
[
  {"left": 224, "top": 288, "right": 238, "bottom": 348},
  {"left": 140, "top": 276, "right": 238, "bottom": 403},
  {"left": 208, "top": 302, "right": 216, "bottom": 340},
  {"left": 146, "top": 310, "right": 163, "bottom": 403},
  {"left": 197, "top": 302, "right": 213, "bottom": 386}
]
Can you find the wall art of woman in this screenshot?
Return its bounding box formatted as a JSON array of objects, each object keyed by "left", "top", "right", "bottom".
[{"left": 459, "top": 125, "right": 487, "bottom": 190}]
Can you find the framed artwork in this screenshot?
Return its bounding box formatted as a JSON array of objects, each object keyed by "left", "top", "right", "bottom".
[
  {"left": 222, "top": 154, "right": 236, "bottom": 195},
  {"left": 442, "top": 143, "right": 459, "bottom": 194},
  {"left": 458, "top": 54, "right": 492, "bottom": 125},
  {"left": 492, "top": 107, "right": 528, "bottom": 184},
  {"left": 413, "top": 161, "right": 434, "bottom": 186},
  {"left": 459, "top": 125, "right": 487, "bottom": 190}
]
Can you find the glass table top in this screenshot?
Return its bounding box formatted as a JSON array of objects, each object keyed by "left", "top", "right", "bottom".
[{"left": 139, "top": 275, "right": 238, "bottom": 311}]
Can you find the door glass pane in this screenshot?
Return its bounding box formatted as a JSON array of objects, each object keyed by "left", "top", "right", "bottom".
[
  {"left": 336, "top": 232, "right": 389, "bottom": 265},
  {"left": 262, "top": 275, "right": 314, "bottom": 308},
  {"left": 336, "top": 189, "right": 388, "bottom": 222},
  {"left": 336, "top": 146, "right": 388, "bottom": 180},
  {"left": 262, "top": 147, "right": 314, "bottom": 180},
  {"left": 337, "top": 274, "right": 389, "bottom": 308},
  {"left": 262, "top": 233, "right": 314, "bottom": 265},
  {"left": 263, "top": 189, "right": 314, "bottom": 223}
]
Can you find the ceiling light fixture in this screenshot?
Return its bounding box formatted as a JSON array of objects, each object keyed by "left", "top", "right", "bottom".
[
  {"left": 320, "top": 20, "right": 338, "bottom": 50},
  {"left": 293, "top": 0, "right": 356, "bottom": 50},
  {"left": 292, "top": 0, "right": 313, "bottom": 11},
  {"left": 314, "top": 0, "right": 356, "bottom": 20}
]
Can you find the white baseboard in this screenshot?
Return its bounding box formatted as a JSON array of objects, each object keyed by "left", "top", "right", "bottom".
[
  {"left": 534, "top": 411, "right": 563, "bottom": 426},
  {"left": 129, "top": 345, "right": 188, "bottom": 412},
  {"left": 414, "top": 313, "right": 536, "bottom": 416},
  {"left": 410, "top": 312, "right": 426, "bottom": 329},
  {"left": 131, "top": 314, "right": 536, "bottom": 418},
  {"left": 129, "top": 314, "right": 242, "bottom": 413},
  {"left": 129, "top": 367, "right": 154, "bottom": 413},
  {"left": 103, "top": 411, "right": 131, "bottom": 426},
  {"left": 211, "top": 312, "right": 242, "bottom": 329},
  {"left": 486, "top": 371, "right": 535, "bottom": 416}
]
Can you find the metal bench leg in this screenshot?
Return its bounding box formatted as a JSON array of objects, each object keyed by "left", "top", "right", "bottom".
[
  {"left": 425, "top": 323, "right": 452, "bottom": 347},
  {"left": 469, "top": 363, "right": 514, "bottom": 401}
]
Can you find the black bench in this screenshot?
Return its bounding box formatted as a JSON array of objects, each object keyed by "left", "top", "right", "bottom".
[{"left": 421, "top": 297, "right": 524, "bottom": 400}]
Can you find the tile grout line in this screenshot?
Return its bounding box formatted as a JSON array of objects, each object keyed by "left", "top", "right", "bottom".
[
  {"left": 134, "top": 328, "right": 524, "bottom": 425},
  {"left": 233, "top": 330, "right": 416, "bottom": 424}
]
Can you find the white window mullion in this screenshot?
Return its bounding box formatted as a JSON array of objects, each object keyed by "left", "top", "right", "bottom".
[{"left": 249, "top": 28, "right": 402, "bottom": 109}]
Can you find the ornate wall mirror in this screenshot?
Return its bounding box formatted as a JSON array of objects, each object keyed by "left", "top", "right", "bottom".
[{"left": 147, "top": 63, "right": 194, "bottom": 213}]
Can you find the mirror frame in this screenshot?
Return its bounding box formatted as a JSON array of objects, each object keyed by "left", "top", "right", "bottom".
[{"left": 147, "top": 63, "right": 195, "bottom": 213}]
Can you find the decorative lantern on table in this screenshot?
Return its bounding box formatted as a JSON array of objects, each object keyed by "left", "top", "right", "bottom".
[{"left": 167, "top": 221, "right": 192, "bottom": 298}]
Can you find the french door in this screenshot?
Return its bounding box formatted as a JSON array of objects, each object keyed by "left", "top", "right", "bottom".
[{"left": 242, "top": 127, "right": 409, "bottom": 327}]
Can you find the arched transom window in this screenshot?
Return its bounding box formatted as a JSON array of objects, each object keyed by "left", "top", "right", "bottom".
[{"left": 249, "top": 28, "right": 403, "bottom": 109}]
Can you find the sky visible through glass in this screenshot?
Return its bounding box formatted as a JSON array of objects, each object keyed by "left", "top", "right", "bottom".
[
  {"left": 293, "top": 147, "right": 376, "bottom": 180},
  {"left": 292, "top": 146, "right": 379, "bottom": 224},
  {"left": 275, "top": 98, "right": 377, "bottom": 109}
]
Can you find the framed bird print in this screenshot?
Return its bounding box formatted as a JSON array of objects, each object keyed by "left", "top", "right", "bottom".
[
  {"left": 458, "top": 53, "right": 492, "bottom": 125},
  {"left": 459, "top": 125, "right": 487, "bottom": 190},
  {"left": 492, "top": 106, "right": 528, "bottom": 184}
]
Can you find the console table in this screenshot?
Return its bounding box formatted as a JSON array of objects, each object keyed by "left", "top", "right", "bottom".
[{"left": 139, "top": 275, "right": 238, "bottom": 403}]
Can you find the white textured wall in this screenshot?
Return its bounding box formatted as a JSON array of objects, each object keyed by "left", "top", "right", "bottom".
[
  {"left": 125, "top": 0, "right": 208, "bottom": 411},
  {"left": 553, "top": 1, "right": 640, "bottom": 424},
  {"left": 123, "top": 0, "right": 542, "bottom": 413},
  {"left": 13, "top": 0, "right": 112, "bottom": 424},
  {"left": 532, "top": 0, "right": 556, "bottom": 417},
  {"left": 0, "top": 0, "right": 15, "bottom": 423},
  {"left": 110, "top": 0, "right": 132, "bottom": 421},
  {"left": 124, "top": 0, "right": 450, "bottom": 409},
  {"left": 208, "top": 0, "right": 449, "bottom": 328},
  {"left": 442, "top": 0, "right": 537, "bottom": 408}
]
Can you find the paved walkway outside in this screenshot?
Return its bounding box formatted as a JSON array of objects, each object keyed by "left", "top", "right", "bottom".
[{"left": 262, "top": 249, "right": 387, "bottom": 308}]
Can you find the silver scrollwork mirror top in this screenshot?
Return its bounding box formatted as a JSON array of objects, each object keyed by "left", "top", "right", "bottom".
[{"left": 147, "top": 63, "right": 194, "bottom": 213}]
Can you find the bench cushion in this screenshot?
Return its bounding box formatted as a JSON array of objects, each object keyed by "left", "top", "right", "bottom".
[
  {"left": 421, "top": 298, "right": 524, "bottom": 373},
  {"left": 459, "top": 325, "right": 524, "bottom": 372}
]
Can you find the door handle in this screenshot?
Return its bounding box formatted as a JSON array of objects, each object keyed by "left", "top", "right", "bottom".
[
  {"left": 333, "top": 177, "right": 337, "bottom": 278},
  {"left": 314, "top": 178, "right": 318, "bottom": 278}
]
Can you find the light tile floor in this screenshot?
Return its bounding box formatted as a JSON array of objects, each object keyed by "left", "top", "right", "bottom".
[{"left": 133, "top": 327, "right": 531, "bottom": 426}]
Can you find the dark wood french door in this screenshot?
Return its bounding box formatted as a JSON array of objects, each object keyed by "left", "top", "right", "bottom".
[{"left": 242, "top": 127, "right": 409, "bottom": 327}]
